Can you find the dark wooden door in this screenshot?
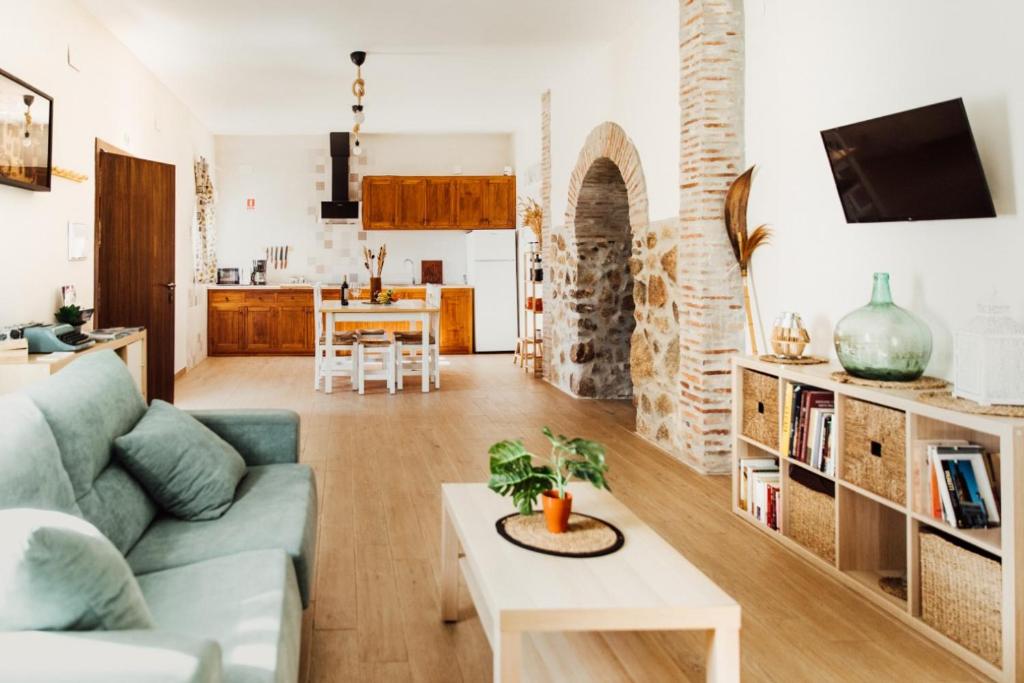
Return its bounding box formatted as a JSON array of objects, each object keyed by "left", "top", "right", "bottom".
[
  {"left": 396, "top": 178, "right": 426, "bottom": 228},
  {"left": 424, "top": 178, "right": 455, "bottom": 228},
  {"left": 456, "top": 178, "right": 486, "bottom": 227},
  {"left": 96, "top": 151, "right": 176, "bottom": 402},
  {"left": 362, "top": 177, "right": 398, "bottom": 228}
]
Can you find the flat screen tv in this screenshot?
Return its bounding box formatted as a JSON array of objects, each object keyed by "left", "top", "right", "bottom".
[{"left": 820, "top": 98, "right": 995, "bottom": 223}]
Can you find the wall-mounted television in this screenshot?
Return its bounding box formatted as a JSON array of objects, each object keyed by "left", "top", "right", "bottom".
[{"left": 820, "top": 98, "right": 995, "bottom": 223}]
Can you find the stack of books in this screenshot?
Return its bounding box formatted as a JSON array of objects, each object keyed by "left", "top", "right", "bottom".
[
  {"left": 917, "top": 441, "right": 1000, "bottom": 529},
  {"left": 739, "top": 458, "right": 780, "bottom": 530},
  {"left": 781, "top": 384, "right": 835, "bottom": 476}
]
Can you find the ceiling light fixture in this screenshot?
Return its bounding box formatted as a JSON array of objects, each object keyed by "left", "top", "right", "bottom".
[{"left": 350, "top": 51, "right": 366, "bottom": 156}]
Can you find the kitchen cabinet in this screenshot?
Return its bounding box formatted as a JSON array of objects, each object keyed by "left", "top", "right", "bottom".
[
  {"left": 208, "top": 287, "right": 476, "bottom": 356},
  {"left": 361, "top": 175, "right": 514, "bottom": 230}
]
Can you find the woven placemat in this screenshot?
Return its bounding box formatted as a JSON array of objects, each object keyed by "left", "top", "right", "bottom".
[
  {"left": 918, "top": 391, "right": 1024, "bottom": 417},
  {"left": 879, "top": 575, "right": 908, "bottom": 601},
  {"left": 758, "top": 355, "right": 828, "bottom": 365},
  {"left": 495, "top": 512, "right": 625, "bottom": 558},
  {"left": 830, "top": 371, "right": 948, "bottom": 390}
]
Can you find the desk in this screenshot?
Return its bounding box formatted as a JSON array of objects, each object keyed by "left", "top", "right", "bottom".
[
  {"left": 0, "top": 330, "right": 147, "bottom": 398},
  {"left": 321, "top": 301, "right": 439, "bottom": 393}
]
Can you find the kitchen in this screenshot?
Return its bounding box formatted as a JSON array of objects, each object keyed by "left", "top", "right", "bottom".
[{"left": 205, "top": 132, "right": 522, "bottom": 360}]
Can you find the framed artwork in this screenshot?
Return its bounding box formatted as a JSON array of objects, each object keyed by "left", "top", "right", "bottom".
[{"left": 0, "top": 68, "right": 53, "bottom": 191}]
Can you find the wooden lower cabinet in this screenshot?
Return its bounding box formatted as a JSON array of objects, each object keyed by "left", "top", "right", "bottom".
[{"left": 208, "top": 287, "right": 475, "bottom": 356}]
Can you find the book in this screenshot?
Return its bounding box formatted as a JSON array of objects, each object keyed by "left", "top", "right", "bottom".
[
  {"left": 787, "top": 385, "right": 805, "bottom": 458},
  {"left": 798, "top": 391, "right": 833, "bottom": 465},
  {"left": 739, "top": 458, "right": 778, "bottom": 511},
  {"left": 780, "top": 383, "right": 795, "bottom": 456},
  {"left": 946, "top": 459, "right": 988, "bottom": 528},
  {"left": 915, "top": 440, "right": 967, "bottom": 518}
]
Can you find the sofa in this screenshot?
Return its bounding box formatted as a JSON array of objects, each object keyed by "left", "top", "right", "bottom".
[{"left": 0, "top": 351, "right": 317, "bottom": 683}]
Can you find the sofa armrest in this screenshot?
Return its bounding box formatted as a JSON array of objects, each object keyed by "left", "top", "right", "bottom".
[
  {"left": 0, "top": 630, "right": 222, "bottom": 683},
  {"left": 187, "top": 409, "right": 300, "bottom": 465}
]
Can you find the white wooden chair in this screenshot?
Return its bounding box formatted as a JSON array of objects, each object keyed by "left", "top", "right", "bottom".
[
  {"left": 356, "top": 331, "right": 396, "bottom": 394},
  {"left": 313, "top": 283, "right": 358, "bottom": 391},
  {"left": 393, "top": 284, "right": 441, "bottom": 390}
]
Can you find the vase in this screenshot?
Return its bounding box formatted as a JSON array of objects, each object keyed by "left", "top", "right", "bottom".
[
  {"left": 541, "top": 490, "right": 572, "bottom": 533},
  {"left": 770, "top": 312, "right": 810, "bottom": 358},
  {"left": 369, "top": 277, "right": 382, "bottom": 303},
  {"left": 833, "top": 272, "right": 932, "bottom": 381}
]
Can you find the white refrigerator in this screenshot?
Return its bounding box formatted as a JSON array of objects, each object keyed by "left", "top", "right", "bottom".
[{"left": 466, "top": 230, "right": 518, "bottom": 352}]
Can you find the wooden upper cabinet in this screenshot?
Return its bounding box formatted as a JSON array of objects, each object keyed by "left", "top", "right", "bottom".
[
  {"left": 396, "top": 178, "right": 427, "bottom": 228},
  {"left": 456, "top": 178, "right": 487, "bottom": 228},
  {"left": 484, "top": 177, "right": 515, "bottom": 227},
  {"left": 424, "top": 178, "right": 455, "bottom": 228},
  {"left": 362, "top": 177, "right": 398, "bottom": 229}
]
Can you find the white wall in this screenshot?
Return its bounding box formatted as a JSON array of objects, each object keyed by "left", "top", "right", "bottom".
[
  {"left": 215, "top": 132, "right": 513, "bottom": 286},
  {"left": 745, "top": 0, "right": 1024, "bottom": 379},
  {"left": 0, "top": 0, "right": 214, "bottom": 372}
]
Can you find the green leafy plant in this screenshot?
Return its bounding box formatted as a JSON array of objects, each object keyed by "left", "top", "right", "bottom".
[
  {"left": 487, "top": 427, "right": 609, "bottom": 515},
  {"left": 55, "top": 304, "right": 83, "bottom": 325}
]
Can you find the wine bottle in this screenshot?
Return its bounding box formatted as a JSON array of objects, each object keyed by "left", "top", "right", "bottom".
[{"left": 341, "top": 276, "right": 349, "bottom": 306}]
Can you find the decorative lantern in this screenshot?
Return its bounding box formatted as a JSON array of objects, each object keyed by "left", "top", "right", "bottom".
[
  {"left": 954, "top": 303, "right": 1024, "bottom": 406},
  {"left": 770, "top": 312, "right": 810, "bottom": 359}
]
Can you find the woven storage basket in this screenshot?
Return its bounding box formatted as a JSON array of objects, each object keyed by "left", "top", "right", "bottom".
[
  {"left": 741, "top": 369, "right": 779, "bottom": 451},
  {"left": 786, "top": 478, "right": 835, "bottom": 564},
  {"left": 841, "top": 397, "right": 906, "bottom": 504},
  {"left": 920, "top": 532, "right": 1002, "bottom": 666}
]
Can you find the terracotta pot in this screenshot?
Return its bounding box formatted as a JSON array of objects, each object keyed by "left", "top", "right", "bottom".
[
  {"left": 369, "top": 277, "right": 382, "bottom": 302},
  {"left": 541, "top": 490, "right": 572, "bottom": 533}
]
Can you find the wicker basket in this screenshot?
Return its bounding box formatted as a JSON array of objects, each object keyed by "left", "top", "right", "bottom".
[
  {"left": 841, "top": 397, "right": 906, "bottom": 504},
  {"left": 920, "top": 532, "right": 1002, "bottom": 666},
  {"left": 786, "top": 477, "right": 836, "bottom": 564},
  {"left": 741, "top": 369, "right": 779, "bottom": 451}
]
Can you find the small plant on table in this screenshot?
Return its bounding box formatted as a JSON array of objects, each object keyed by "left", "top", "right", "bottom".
[{"left": 487, "top": 427, "right": 609, "bottom": 533}]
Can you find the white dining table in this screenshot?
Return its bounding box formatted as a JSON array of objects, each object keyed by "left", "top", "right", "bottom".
[{"left": 321, "top": 299, "right": 440, "bottom": 393}]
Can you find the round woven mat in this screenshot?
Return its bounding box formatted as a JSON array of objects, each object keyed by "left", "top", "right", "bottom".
[
  {"left": 495, "top": 512, "right": 624, "bottom": 558},
  {"left": 918, "top": 391, "right": 1024, "bottom": 417},
  {"left": 830, "top": 371, "right": 948, "bottom": 390},
  {"left": 758, "top": 355, "right": 827, "bottom": 365},
  {"left": 878, "top": 575, "right": 907, "bottom": 601}
]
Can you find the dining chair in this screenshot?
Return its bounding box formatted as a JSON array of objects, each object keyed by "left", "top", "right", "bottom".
[
  {"left": 356, "top": 332, "right": 396, "bottom": 394},
  {"left": 393, "top": 284, "right": 441, "bottom": 390},
  {"left": 314, "top": 283, "right": 358, "bottom": 391}
]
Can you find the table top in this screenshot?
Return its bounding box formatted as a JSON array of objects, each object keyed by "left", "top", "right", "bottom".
[
  {"left": 1, "top": 330, "right": 147, "bottom": 369},
  {"left": 321, "top": 299, "right": 439, "bottom": 314},
  {"left": 442, "top": 483, "right": 739, "bottom": 626}
]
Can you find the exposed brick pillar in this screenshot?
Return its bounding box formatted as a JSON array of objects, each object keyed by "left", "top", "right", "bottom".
[
  {"left": 540, "top": 90, "right": 553, "bottom": 378},
  {"left": 678, "top": 0, "right": 745, "bottom": 473}
]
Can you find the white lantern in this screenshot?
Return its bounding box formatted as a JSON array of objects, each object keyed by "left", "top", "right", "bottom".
[{"left": 953, "top": 303, "right": 1024, "bottom": 406}]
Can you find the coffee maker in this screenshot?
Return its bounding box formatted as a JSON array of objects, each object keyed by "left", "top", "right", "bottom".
[{"left": 250, "top": 259, "right": 268, "bottom": 286}]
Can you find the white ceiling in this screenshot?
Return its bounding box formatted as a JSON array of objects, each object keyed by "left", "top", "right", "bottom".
[{"left": 82, "top": 0, "right": 646, "bottom": 135}]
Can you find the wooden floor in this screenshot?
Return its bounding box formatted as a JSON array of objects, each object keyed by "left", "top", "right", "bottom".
[{"left": 177, "top": 354, "right": 985, "bottom": 682}]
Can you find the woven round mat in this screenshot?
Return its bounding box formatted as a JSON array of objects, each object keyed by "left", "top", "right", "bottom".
[
  {"left": 758, "top": 354, "right": 828, "bottom": 365},
  {"left": 830, "top": 371, "right": 948, "bottom": 390},
  {"left": 918, "top": 391, "right": 1024, "bottom": 417},
  {"left": 495, "top": 512, "right": 624, "bottom": 558},
  {"left": 879, "top": 575, "right": 908, "bottom": 601}
]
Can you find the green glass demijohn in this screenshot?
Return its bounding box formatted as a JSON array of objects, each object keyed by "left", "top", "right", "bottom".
[{"left": 833, "top": 272, "right": 933, "bottom": 381}]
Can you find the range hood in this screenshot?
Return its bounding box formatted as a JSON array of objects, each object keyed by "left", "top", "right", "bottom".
[{"left": 320, "top": 132, "right": 360, "bottom": 222}]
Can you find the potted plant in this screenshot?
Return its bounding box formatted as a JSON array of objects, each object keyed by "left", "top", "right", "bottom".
[
  {"left": 55, "top": 304, "right": 87, "bottom": 328},
  {"left": 487, "top": 427, "right": 609, "bottom": 533}
]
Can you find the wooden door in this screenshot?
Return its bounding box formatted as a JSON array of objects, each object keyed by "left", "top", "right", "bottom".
[
  {"left": 425, "top": 178, "right": 455, "bottom": 227},
  {"left": 362, "top": 177, "right": 398, "bottom": 228},
  {"left": 277, "top": 305, "right": 308, "bottom": 352},
  {"left": 456, "top": 178, "right": 486, "bottom": 228},
  {"left": 484, "top": 177, "right": 516, "bottom": 228},
  {"left": 96, "top": 150, "right": 176, "bottom": 402},
  {"left": 244, "top": 306, "right": 275, "bottom": 351},
  {"left": 396, "top": 178, "right": 426, "bottom": 228},
  {"left": 208, "top": 305, "right": 245, "bottom": 354},
  {"left": 440, "top": 288, "right": 474, "bottom": 354}
]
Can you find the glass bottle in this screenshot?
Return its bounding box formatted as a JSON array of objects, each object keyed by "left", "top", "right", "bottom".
[
  {"left": 340, "top": 275, "right": 349, "bottom": 306},
  {"left": 833, "top": 272, "right": 932, "bottom": 381}
]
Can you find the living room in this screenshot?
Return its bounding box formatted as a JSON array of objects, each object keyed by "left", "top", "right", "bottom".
[{"left": 1, "top": 1, "right": 1022, "bottom": 681}]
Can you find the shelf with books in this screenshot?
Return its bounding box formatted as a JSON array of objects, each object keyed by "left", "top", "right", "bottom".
[
  {"left": 736, "top": 455, "right": 781, "bottom": 533},
  {"left": 779, "top": 379, "right": 836, "bottom": 478}
]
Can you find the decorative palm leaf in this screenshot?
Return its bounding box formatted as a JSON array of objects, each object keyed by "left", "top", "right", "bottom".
[{"left": 724, "top": 165, "right": 772, "bottom": 276}]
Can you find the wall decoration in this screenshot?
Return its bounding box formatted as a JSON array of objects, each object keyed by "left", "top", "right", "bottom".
[
  {"left": 193, "top": 157, "right": 217, "bottom": 283},
  {"left": 0, "top": 68, "right": 53, "bottom": 191},
  {"left": 67, "top": 222, "right": 87, "bottom": 261},
  {"left": 724, "top": 165, "right": 771, "bottom": 355},
  {"left": 350, "top": 51, "right": 366, "bottom": 157}
]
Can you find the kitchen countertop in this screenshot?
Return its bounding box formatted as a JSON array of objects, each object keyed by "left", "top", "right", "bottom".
[{"left": 207, "top": 283, "right": 473, "bottom": 289}]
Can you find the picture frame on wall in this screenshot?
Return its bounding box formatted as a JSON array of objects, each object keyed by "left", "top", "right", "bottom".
[{"left": 0, "top": 68, "right": 53, "bottom": 192}]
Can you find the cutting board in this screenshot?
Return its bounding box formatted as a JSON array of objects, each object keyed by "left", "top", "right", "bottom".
[{"left": 421, "top": 260, "right": 443, "bottom": 285}]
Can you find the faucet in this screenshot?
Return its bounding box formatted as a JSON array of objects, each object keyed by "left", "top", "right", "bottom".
[{"left": 403, "top": 258, "right": 415, "bottom": 285}]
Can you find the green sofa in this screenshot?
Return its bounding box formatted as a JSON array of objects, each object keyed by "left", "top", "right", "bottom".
[{"left": 0, "top": 351, "right": 317, "bottom": 683}]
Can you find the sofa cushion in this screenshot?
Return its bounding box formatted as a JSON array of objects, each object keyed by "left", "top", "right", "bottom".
[
  {"left": 114, "top": 400, "right": 248, "bottom": 521},
  {"left": 0, "top": 509, "right": 155, "bottom": 631},
  {"left": 137, "top": 549, "right": 301, "bottom": 683},
  {"left": 0, "top": 394, "right": 80, "bottom": 514},
  {"left": 127, "top": 464, "right": 317, "bottom": 607},
  {"left": 24, "top": 351, "right": 155, "bottom": 553}
]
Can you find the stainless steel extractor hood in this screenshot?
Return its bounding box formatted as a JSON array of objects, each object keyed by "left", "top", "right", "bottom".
[{"left": 320, "top": 132, "right": 359, "bottom": 222}]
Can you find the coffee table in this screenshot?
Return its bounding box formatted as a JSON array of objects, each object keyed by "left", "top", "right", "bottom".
[{"left": 440, "top": 483, "right": 741, "bottom": 682}]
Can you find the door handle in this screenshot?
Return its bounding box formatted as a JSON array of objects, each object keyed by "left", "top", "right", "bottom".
[{"left": 163, "top": 282, "right": 176, "bottom": 303}]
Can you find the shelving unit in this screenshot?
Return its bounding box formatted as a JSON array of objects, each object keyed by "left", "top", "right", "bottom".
[
  {"left": 731, "top": 355, "right": 1024, "bottom": 681},
  {"left": 516, "top": 249, "right": 543, "bottom": 378}
]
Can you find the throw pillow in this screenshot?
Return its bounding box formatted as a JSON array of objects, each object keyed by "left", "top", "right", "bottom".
[
  {"left": 0, "top": 508, "right": 154, "bottom": 630},
  {"left": 113, "top": 400, "right": 247, "bottom": 520}
]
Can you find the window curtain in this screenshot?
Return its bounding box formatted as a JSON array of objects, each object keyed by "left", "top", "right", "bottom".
[{"left": 193, "top": 157, "right": 216, "bottom": 283}]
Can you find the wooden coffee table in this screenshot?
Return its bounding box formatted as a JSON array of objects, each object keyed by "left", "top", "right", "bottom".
[{"left": 441, "top": 483, "right": 741, "bottom": 682}]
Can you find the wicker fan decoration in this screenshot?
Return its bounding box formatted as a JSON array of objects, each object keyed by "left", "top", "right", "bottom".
[
  {"left": 724, "top": 165, "right": 772, "bottom": 355},
  {"left": 517, "top": 197, "right": 543, "bottom": 245}
]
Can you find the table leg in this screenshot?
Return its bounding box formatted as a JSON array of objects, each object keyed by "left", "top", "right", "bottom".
[
  {"left": 421, "top": 312, "right": 430, "bottom": 393},
  {"left": 441, "top": 502, "right": 459, "bottom": 623},
  {"left": 494, "top": 630, "right": 522, "bottom": 683},
  {"left": 325, "top": 311, "right": 334, "bottom": 394},
  {"left": 706, "top": 626, "right": 740, "bottom": 683}
]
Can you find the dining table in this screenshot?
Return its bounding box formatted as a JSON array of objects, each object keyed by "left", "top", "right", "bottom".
[{"left": 320, "top": 298, "right": 441, "bottom": 393}]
